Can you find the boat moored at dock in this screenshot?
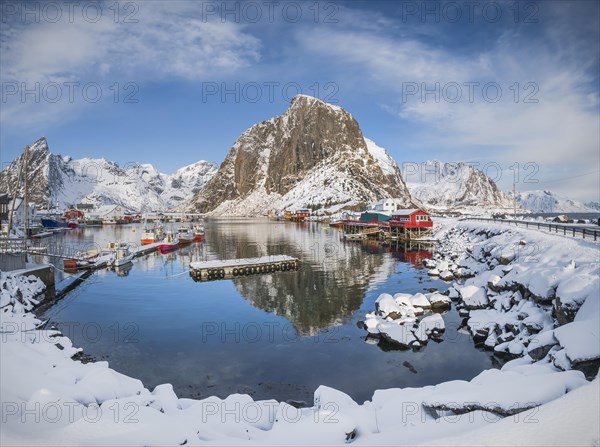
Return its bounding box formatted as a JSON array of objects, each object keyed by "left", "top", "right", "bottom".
[
  {"left": 158, "top": 231, "right": 179, "bottom": 253},
  {"left": 193, "top": 223, "right": 205, "bottom": 242},
  {"left": 177, "top": 225, "right": 195, "bottom": 245}
]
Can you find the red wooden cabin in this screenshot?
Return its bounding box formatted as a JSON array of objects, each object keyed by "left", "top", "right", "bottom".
[
  {"left": 390, "top": 208, "right": 432, "bottom": 229},
  {"left": 294, "top": 209, "right": 311, "bottom": 219}
]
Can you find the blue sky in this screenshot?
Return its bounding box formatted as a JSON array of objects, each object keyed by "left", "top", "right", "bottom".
[{"left": 1, "top": 0, "right": 599, "bottom": 201}]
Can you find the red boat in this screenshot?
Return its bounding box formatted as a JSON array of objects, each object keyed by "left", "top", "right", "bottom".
[
  {"left": 194, "top": 223, "right": 205, "bottom": 242},
  {"left": 157, "top": 231, "right": 179, "bottom": 253}
]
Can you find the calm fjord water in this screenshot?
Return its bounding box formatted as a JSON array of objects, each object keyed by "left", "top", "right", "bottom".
[{"left": 40, "top": 219, "right": 493, "bottom": 404}]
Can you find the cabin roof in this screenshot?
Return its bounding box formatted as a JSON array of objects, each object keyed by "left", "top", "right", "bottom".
[{"left": 391, "top": 208, "right": 424, "bottom": 216}]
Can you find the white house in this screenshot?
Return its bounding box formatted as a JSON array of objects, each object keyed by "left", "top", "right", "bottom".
[
  {"left": 367, "top": 198, "right": 406, "bottom": 212},
  {"left": 2, "top": 197, "right": 36, "bottom": 226},
  {"left": 88, "top": 205, "right": 125, "bottom": 220}
]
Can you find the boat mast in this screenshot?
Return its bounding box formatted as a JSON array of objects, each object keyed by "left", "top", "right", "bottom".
[
  {"left": 23, "top": 146, "right": 30, "bottom": 238},
  {"left": 7, "top": 146, "right": 28, "bottom": 236}
]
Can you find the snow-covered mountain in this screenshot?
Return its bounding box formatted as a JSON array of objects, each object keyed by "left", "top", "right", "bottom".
[
  {"left": 513, "top": 190, "right": 600, "bottom": 213},
  {"left": 404, "top": 160, "right": 516, "bottom": 214},
  {"left": 188, "top": 95, "right": 413, "bottom": 216},
  {"left": 0, "top": 138, "right": 217, "bottom": 212}
]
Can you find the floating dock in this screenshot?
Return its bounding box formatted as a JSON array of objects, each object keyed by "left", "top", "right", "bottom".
[{"left": 189, "top": 255, "right": 299, "bottom": 281}]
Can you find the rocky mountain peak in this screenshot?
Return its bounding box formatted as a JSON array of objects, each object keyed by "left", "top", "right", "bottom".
[{"left": 189, "top": 96, "right": 413, "bottom": 215}]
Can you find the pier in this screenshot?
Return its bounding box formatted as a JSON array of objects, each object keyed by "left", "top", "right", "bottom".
[
  {"left": 341, "top": 221, "right": 434, "bottom": 241},
  {"left": 189, "top": 255, "right": 299, "bottom": 281}
]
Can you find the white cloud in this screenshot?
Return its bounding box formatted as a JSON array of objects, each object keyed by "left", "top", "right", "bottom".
[
  {"left": 295, "top": 17, "right": 599, "bottom": 201},
  {"left": 0, "top": 3, "right": 261, "bottom": 127}
]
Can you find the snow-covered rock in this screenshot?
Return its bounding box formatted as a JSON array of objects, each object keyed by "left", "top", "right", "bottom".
[{"left": 459, "top": 285, "right": 489, "bottom": 310}]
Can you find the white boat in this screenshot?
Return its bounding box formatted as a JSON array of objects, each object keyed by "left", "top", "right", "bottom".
[
  {"left": 103, "top": 218, "right": 117, "bottom": 225},
  {"left": 177, "top": 225, "right": 195, "bottom": 244},
  {"left": 102, "top": 242, "right": 133, "bottom": 267},
  {"left": 110, "top": 245, "right": 134, "bottom": 267}
]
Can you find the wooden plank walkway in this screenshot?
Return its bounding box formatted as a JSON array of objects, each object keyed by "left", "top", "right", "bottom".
[{"left": 189, "top": 255, "right": 299, "bottom": 281}]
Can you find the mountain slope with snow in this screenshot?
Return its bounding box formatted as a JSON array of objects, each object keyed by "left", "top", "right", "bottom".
[
  {"left": 514, "top": 190, "right": 600, "bottom": 213},
  {"left": 405, "top": 160, "right": 517, "bottom": 214},
  {"left": 0, "top": 138, "right": 217, "bottom": 212},
  {"left": 188, "top": 95, "right": 413, "bottom": 216}
]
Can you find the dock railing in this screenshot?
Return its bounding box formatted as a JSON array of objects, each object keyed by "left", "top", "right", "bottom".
[{"left": 460, "top": 218, "right": 600, "bottom": 241}]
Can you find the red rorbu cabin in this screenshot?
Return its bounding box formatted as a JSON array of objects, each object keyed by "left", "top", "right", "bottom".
[
  {"left": 390, "top": 208, "right": 433, "bottom": 229},
  {"left": 294, "top": 209, "right": 311, "bottom": 219}
]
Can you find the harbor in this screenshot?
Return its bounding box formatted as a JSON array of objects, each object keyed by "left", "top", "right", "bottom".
[{"left": 31, "top": 217, "right": 482, "bottom": 405}]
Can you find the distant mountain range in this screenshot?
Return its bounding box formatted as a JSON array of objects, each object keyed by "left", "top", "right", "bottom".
[
  {"left": 1, "top": 97, "right": 596, "bottom": 216},
  {"left": 0, "top": 138, "right": 217, "bottom": 212},
  {"left": 404, "top": 159, "right": 517, "bottom": 214},
  {"left": 511, "top": 190, "right": 600, "bottom": 214}
]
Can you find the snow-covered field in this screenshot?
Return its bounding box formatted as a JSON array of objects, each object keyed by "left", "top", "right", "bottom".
[{"left": 1, "top": 218, "right": 599, "bottom": 445}]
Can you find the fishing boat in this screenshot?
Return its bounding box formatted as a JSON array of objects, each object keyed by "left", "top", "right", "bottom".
[
  {"left": 102, "top": 218, "right": 117, "bottom": 225},
  {"left": 141, "top": 227, "right": 155, "bottom": 245},
  {"left": 109, "top": 245, "right": 134, "bottom": 267},
  {"left": 177, "top": 225, "right": 195, "bottom": 245},
  {"left": 329, "top": 220, "right": 343, "bottom": 229},
  {"left": 41, "top": 218, "right": 69, "bottom": 228},
  {"left": 158, "top": 231, "right": 179, "bottom": 253},
  {"left": 67, "top": 219, "right": 78, "bottom": 228},
  {"left": 141, "top": 221, "right": 164, "bottom": 245},
  {"left": 193, "top": 223, "right": 205, "bottom": 242}
]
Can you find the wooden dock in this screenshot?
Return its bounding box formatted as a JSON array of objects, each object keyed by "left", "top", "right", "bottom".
[
  {"left": 342, "top": 221, "right": 434, "bottom": 241},
  {"left": 189, "top": 255, "right": 299, "bottom": 281}
]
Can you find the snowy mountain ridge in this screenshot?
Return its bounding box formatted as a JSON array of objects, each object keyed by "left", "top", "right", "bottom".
[
  {"left": 0, "top": 138, "right": 217, "bottom": 212},
  {"left": 404, "top": 159, "right": 517, "bottom": 214},
  {"left": 512, "top": 190, "right": 600, "bottom": 213}
]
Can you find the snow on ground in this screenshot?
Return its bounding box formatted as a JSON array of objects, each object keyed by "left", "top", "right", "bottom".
[{"left": 2, "top": 217, "right": 599, "bottom": 445}]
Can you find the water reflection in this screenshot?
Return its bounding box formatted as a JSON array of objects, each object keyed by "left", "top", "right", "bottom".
[
  {"left": 200, "top": 220, "right": 433, "bottom": 335},
  {"left": 38, "top": 219, "right": 494, "bottom": 403}
]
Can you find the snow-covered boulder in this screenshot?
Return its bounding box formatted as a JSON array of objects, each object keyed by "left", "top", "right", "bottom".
[
  {"left": 554, "top": 320, "right": 600, "bottom": 366},
  {"left": 378, "top": 321, "right": 418, "bottom": 348},
  {"left": 439, "top": 270, "right": 454, "bottom": 281},
  {"left": 414, "top": 314, "right": 445, "bottom": 340},
  {"left": 554, "top": 275, "right": 599, "bottom": 325},
  {"left": 429, "top": 293, "right": 451, "bottom": 310},
  {"left": 459, "top": 285, "right": 489, "bottom": 310},
  {"left": 410, "top": 293, "right": 431, "bottom": 309},
  {"left": 526, "top": 330, "right": 558, "bottom": 361},
  {"left": 375, "top": 293, "right": 402, "bottom": 319}
]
